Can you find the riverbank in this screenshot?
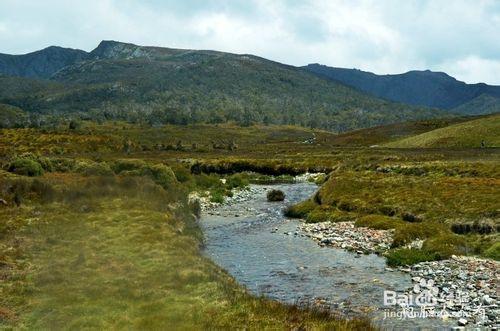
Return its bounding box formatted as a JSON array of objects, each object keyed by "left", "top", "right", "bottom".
[{"left": 297, "top": 221, "right": 499, "bottom": 328}]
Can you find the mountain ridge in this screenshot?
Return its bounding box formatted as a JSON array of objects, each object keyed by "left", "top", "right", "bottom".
[
  {"left": 0, "top": 41, "right": 460, "bottom": 132},
  {"left": 304, "top": 63, "right": 500, "bottom": 113}
]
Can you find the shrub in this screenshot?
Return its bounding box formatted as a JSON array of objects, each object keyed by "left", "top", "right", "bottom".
[
  {"left": 49, "top": 158, "right": 76, "bottom": 172},
  {"left": 386, "top": 248, "right": 438, "bottom": 267},
  {"left": 267, "top": 189, "right": 285, "bottom": 202},
  {"left": 146, "top": 164, "right": 177, "bottom": 189},
  {"left": 355, "top": 215, "right": 403, "bottom": 230},
  {"left": 75, "top": 161, "right": 113, "bottom": 176},
  {"left": 284, "top": 199, "right": 317, "bottom": 218},
  {"left": 226, "top": 174, "right": 249, "bottom": 190},
  {"left": 8, "top": 158, "right": 44, "bottom": 177},
  {"left": 210, "top": 190, "right": 224, "bottom": 203},
  {"left": 171, "top": 165, "right": 192, "bottom": 183},
  {"left": 111, "top": 159, "right": 147, "bottom": 174}
]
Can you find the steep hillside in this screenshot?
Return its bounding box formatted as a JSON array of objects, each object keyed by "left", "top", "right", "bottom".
[
  {"left": 0, "top": 41, "right": 443, "bottom": 132},
  {"left": 384, "top": 114, "right": 500, "bottom": 148},
  {"left": 0, "top": 46, "right": 90, "bottom": 79},
  {"left": 304, "top": 64, "right": 500, "bottom": 112}
]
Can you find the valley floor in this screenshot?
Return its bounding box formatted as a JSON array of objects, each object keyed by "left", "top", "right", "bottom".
[{"left": 0, "top": 122, "right": 498, "bottom": 329}]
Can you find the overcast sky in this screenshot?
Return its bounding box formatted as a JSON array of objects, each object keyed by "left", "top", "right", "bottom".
[{"left": 1, "top": 0, "right": 499, "bottom": 84}]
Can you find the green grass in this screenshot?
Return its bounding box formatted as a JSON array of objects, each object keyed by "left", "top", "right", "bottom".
[
  {"left": 354, "top": 215, "right": 403, "bottom": 230},
  {"left": 385, "top": 113, "right": 500, "bottom": 148},
  {"left": 0, "top": 172, "right": 372, "bottom": 330},
  {"left": 386, "top": 249, "right": 438, "bottom": 267}
]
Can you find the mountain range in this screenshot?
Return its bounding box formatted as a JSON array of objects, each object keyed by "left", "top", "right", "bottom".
[
  {"left": 304, "top": 64, "right": 500, "bottom": 114},
  {"left": 0, "top": 41, "right": 498, "bottom": 131}
]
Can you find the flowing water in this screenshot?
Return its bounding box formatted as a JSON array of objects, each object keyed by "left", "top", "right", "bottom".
[{"left": 201, "top": 183, "right": 453, "bottom": 330}]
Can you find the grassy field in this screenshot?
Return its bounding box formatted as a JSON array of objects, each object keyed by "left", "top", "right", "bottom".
[
  {"left": 0, "top": 121, "right": 498, "bottom": 328},
  {"left": 0, "top": 168, "right": 372, "bottom": 330},
  {"left": 385, "top": 113, "right": 500, "bottom": 148}
]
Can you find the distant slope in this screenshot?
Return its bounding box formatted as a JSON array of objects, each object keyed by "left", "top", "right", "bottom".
[
  {"left": 304, "top": 64, "right": 500, "bottom": 113},
  {"left": 451, "top": 94, "right": 500, "bottom": 115},
  {"left": 0, "top": 41, "right": 444, "bottom": 132},
  {"left": 384, "top": 114, "right": 500, "bottom": 148},
  {"left": 0, "top": 46, "right": 90, "bottom": 79},
  {"left": 328, "top": 116, "right": 480, "bottom": 147}
]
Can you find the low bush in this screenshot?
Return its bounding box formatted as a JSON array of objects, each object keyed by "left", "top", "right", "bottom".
[
  {"left": 284, "top": 199, "right": 317, "bottom": 218},
  {"left": 355, "top": 215, "right": 403, "bottom": 230},
  {"left": 75, "top": 160, "right": 114, "bottom": 176},
  {"left": 210, "top": 190, "right": 225, "bottom": 203},
  {"left": 111, "top": 159, "right": 147, "bottom": 174},
  {"left": 145, "top": 164, "right": 177, "bottom": 189},
  {"left": 267, "top": 189, "right": 285, "bottom": 202},
  {"left": 386, "top": 248, "right": 438, "bottom": 267},
  {"left": 7, "top": 158, "right": 44, "bottom": 177}
]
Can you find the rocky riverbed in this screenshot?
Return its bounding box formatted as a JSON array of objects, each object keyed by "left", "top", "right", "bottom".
[
  {"left": 395, "top": 256, "right": 499, "bottom": 328},
  {"left": 298, "top": 221, "right": 499, "bottom": 328},
  {"left": 300, "top": 221, "right": 393, "bottom": 254}
]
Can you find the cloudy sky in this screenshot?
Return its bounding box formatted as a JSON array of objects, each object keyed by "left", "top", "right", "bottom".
[{"left": 1, "top": 0, "right": 499, "bottom": 84}]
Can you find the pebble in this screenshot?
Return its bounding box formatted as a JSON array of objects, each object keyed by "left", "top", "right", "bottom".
[
  {"left": 399, "top": 256, "right": 499, "bottom": 328},
  {"left": 299, "top": 221, "right": 393, "bottom": 254}
]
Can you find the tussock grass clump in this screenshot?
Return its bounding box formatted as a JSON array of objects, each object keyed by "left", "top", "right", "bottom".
[
  {"left": 355, "top": 215, "right": 403, "bottom": 230},
  {"left": 484, "top": 242, "right": 500, "bottom": 260},
  {"left": 226, "top": 173, "right": 250, "bottom": 189},
  {"left": 451, "top": 219, "right": 498, "bottom": 234},
  {"left": 422, "top": 234, "right": 468, "bottom": 259},
  {"left": 386, "top": 248, "right": 438, "bottom": 267},
  {"left": 284, "top": 200, "right": 318, "bottom": 218},
  {"left": 267, "top": 189, "right": 285, "bottom": 202},
  {"left": 305, "top": 207, "right": 356, "bottom": 223},
  {"left": 392, "top": 222, "right": 449, "bottom": 247}
]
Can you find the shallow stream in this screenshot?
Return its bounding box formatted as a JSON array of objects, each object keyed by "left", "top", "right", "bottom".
[{"left": 201, "top": 183, "right": 453, "bottom": 329}]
